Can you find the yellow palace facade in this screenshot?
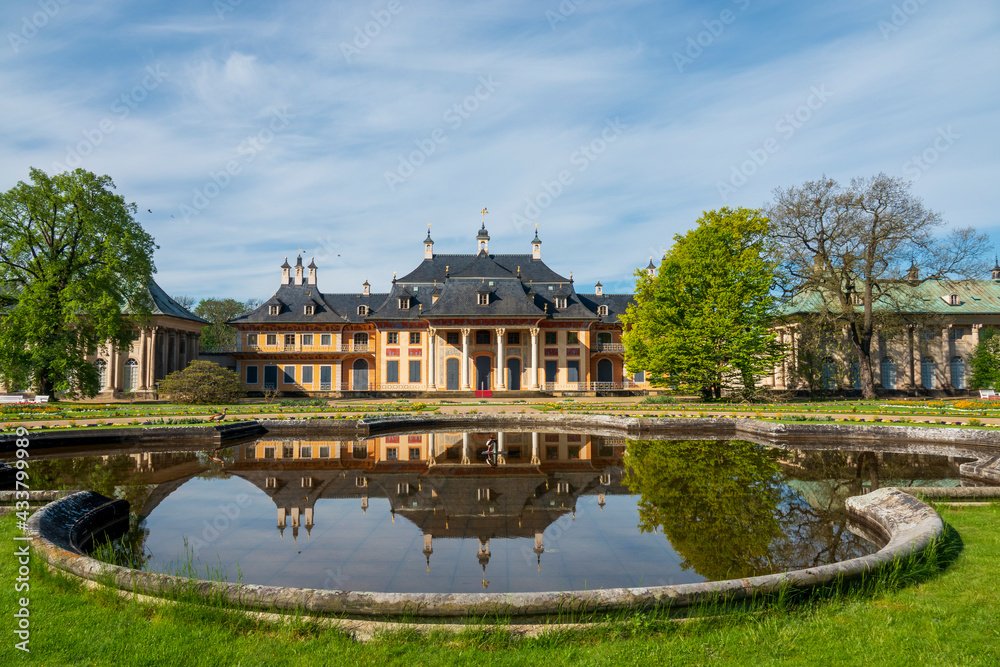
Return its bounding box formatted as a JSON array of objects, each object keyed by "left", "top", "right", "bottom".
[{"left": 229, "top": 224, "right": 647, "bottom": 396}]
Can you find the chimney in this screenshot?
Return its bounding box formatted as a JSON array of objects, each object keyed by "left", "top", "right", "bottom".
[
  {"left": 280, "top": 257, "right": 291, "bottom": 285},
  {"left": 294, "top": 254, "right": 304, "bottom": 286}
]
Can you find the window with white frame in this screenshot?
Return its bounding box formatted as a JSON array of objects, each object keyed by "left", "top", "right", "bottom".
[
  {"left": 247, "top": 333, "right": 258, "bottom": 346},
  {"left": 478, "top": 293, "right": 489, "bottom": 306},
  {"left": 409, "top": 331, "right": 421, "bottom": 345},
  {"left": 949, "top": 293, "right": 960, "bottom": 305},
  {"left": 555, "top": 297, "right": 567, "bottom": 309},
  {"left": 301, "top": 334, "right": 313, "bottom": 346},
  {"left": 269, "top": 305, "right": 280, "bottom": 315},
  {"left": 398, "top": 297, "right": 410, "bottom": 310},
  {"left": 320, "top": 333, "right": 332, "bottom": 346},
  {"left": 304, "top": 304, "right": 315, "bottom": 315},
  {"left": 358, "top": 305, "right": 368, "bottom": 315},
  {"left": 387, "top": 332, "right": 399, "bottom": 345},
  {"left": 265, "top": 333, "right": 277, "bottom": 346},
  {"left": 598, "top": 305, "right": 608, "bottom": 316}
]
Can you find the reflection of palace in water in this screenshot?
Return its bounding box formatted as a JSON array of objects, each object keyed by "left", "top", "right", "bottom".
[{"left": 228, "top": 432, "right": 628, "bottom": 571}]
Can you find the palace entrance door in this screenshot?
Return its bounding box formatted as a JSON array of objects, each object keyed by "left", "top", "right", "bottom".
[
  {"left": 475, "top": 356, "right": 492, "bottom": 391},
  {"left": 446, "top": 358, "right": 460, "bottom": 390},
  {"left": 507, "top": 358, "right": 521, "bottom": 390}
]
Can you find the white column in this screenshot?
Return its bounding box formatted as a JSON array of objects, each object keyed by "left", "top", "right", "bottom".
[
  {"left": 461, "top": 328, "right": 471, "bottom": 390},
  {"left": 461, "top": 432, "right": 471, "bottom": 465},
  {"left": 529, "top": 328, "right": 539, "bottom": 390},
  {"left": 138, "top": 329, "right": 148, "bottom": 391},
  {"left": 531, "top": 432, "right": 540, "bottom": 465},
  {"left": 497, "top": 432, "right": 506, "bottom": 465},
  {"left": 428, "top": 432, "right": 437, "bottom": 467},
  {"left": 104, "top": 343, "right": 116, "bottom": 392},
  {"left": 428, "top": 328, "right": 437, "bottom": 390},
  {"left": 496, "top": 328, "right": 506, "bottom": 390}
]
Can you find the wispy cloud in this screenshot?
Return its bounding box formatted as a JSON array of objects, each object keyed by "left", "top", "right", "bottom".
[{"left": 0, "top": 0, "right": 997, "bottom": 299}]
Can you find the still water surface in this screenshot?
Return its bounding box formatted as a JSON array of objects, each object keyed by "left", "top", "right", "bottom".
[{"left": 9, "top": 431, "right": 976, "bottom": 593}]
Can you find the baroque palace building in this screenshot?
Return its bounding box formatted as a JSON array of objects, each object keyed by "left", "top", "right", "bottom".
[
  {"left": 229, "top": 223, "right": 646, "bottom": 396},
  {"left": 763, "top": 262, "right": 1000, "bottom": 395}
]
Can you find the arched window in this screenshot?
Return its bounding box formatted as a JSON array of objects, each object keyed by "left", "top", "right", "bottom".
[
  {"left": 357, "top": 305, "right": 368, "bottom": 316},
  {"left": 880, "top": 357, "right": 896, "bottom": 390},
  {"left": 123, "top": 359, "right": 139, "bottom": 392},
  {"left": 821, "top": 358, "right": 836, "bottom": 390},
  {"left": 353, "top": 332, "right": 369, "bottom": 348},
  {"left": 921, "top": 357, "right": 936, "bottom": 389},
  {"left": 598, "top": 305, "right": 608, "bottom": 316},
  {"left": 95, "top": 359, "right": 107, "bottom": 388},
  {"left": 951, "top": 356, "right": 966, "bottom": 390}
]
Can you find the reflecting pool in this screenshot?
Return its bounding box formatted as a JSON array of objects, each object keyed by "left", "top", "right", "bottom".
[{"left": 6, "top": 431, "right": 981, "bottom": 593}]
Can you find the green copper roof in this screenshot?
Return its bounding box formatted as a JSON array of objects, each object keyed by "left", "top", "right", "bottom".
[{"left": 781, "top": 278, "right": 1000, "bottom": 316}]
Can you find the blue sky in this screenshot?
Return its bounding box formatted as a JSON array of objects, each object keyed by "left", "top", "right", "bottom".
[{"left": 1, "top": 0, "right": 998, "bottom": 301}]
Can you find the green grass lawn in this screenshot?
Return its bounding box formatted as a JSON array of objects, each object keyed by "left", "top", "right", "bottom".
[{"left": 3, "top": 504, "right": 1000, "bottom": 666}]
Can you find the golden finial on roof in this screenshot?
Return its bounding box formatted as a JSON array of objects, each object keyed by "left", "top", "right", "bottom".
[{"left": 481, "top": 207, "right": 488, "bottom": 221}]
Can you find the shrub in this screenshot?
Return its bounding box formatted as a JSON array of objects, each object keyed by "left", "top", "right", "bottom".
[{"left": 157, "top": 361, "right": 246, "bottom": 405}]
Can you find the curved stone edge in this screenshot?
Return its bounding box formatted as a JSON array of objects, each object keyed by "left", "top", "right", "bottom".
[{"left": 26, "top": 487, "right": 943, "bottom": 619}]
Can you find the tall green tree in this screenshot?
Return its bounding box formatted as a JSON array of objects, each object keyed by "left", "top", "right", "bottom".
[
  {"left": 620, "top": 207, "right": 784, "bottom": 399},
  {"left": 194, "top": 297, "right": 260, "bottom": 349},
  {"left": 0, "top": 168, "right": 156, "bottom": 397},
  {"left": 969, "top": 327, "right": 1000, "bottom": 391}
]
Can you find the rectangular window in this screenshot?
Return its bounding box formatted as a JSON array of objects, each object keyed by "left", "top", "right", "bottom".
[
  {"left": 507, "top": 331, "right": 520, "bottom": 345},
  {"left": 546, "top": 446, "right": 559, "bottom": 460},
  {"left": 321, "top": 334, "right": 332, "bottom": 346},
  {"left": 950, "top": 328, "right": 966, "bottom": 340},
  {"left": 568, "top": 446, "right": 581, "bottom": 460},
  {"left": 446, "top": 332, "right": 460, "bottom": 345},
  {"left": 319, "top": 446, "right": 330, "bottom": 458},
  {"left": 301, "top": 366, "right": 313, "bottom": 384},
  {"left": 409, "top": 360, "right": 421, "bottom": 383},
  {"left": 567, "top": 360, "right": 580, "bottom": 383},
  {"left": 920, "top": 330, "right": 937, "bottom": 340},
  {"left": 246, "top": 365, "right": 259, "bottom": 384},
  {"left": 567, "top": 332, "right": 579, "bottom": 344},
  {"left": 247, "top": 333, "right": 258, "bottom": 346},
  {"left": 284, "top": 334, "right": 295, "bottom": 346},
  {"left": 545, "top": 360, "right": 558, "bottom": 383},
  {"left": 282, "top": 366, "right": 295, "bottom": 383},
  {"left": 263, "top": 446, "right": 275, "bottom": 459},
  {"left": 409, "top": 332, "right": 421, "bottom": 345},
  {"left": 476, "top": 330, "right": 491, "bottom": 345},
  {"left": 387, "top": 332, "right": 399, "bottom": 345},
  {"left": 545, "top": 331, "right": 558, "bottom": 345},
  {"left": 409, "top": 447, "right": 421, "bottom": 460},
  {"left": 386, "top": 360, "right": 399, "bottom": 383},
  {"left": 266, "top": 334, "right": 277, "bottom": 346},
  {"left": 299, "top": 446, "right": 312, "bottom": 458},
  {"left": 301, "top": 334, "right": 313, "bottom": 346},
  {"left": 386, "top": 448, "right": 398, "bottom": 461}
]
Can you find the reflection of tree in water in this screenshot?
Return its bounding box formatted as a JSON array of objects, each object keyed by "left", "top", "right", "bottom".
[{"left": 624, "top": 440, "right": 876, "bottom": 581}]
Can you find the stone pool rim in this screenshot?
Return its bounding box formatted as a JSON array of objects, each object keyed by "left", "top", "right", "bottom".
[{"left": 23, "top": 415, "right": 954, "bottom": 619}]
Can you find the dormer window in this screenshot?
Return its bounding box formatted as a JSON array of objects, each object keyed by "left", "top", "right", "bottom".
[
  {"left": 268, "top": 305, "right": 280, "bottom": 316},
  {"left": 478, "top": 293, "right": 489, "bottom": 306},
  {"left": 304, "top": 304, "right": 315, "bottom": 315},
  {"left": 358, "top": 305, "right": 368, "bottom": 316},
  {"left": 555, "top": 297, "right": 567, "bottom": 309},
  {"left": 398, "top": 297, "right": 410, "bottom": 310},
  {"left": 949, "top": 293, "right": 959, "bottom": 306},
  {"left": 598, "top": 305, "right": 608, "bottom": 316}
]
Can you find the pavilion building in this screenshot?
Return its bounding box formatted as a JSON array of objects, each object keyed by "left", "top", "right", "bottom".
[{"left": 229, "top": 224, "right": 645, "bottom": 396}]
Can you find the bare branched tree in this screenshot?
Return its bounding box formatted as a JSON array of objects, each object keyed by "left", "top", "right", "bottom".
[{"left": 767, "top": 173, "right": 991, "bottom": 399}]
